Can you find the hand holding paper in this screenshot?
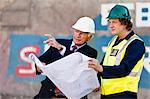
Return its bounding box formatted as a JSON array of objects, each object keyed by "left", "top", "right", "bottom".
[{"left": 29, "top": 52, "right": 100, "bottom": 99}]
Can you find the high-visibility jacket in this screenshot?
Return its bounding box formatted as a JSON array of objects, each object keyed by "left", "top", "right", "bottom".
[{"left": 101, "top": 34, "right": 145, "bottom": 95}]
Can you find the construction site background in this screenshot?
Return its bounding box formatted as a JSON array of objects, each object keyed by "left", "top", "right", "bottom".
[{"left": 0, "top": 0, "right": 150, "bottom": 99}]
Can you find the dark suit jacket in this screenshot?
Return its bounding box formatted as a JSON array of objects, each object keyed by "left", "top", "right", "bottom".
[{"left": 34, "top": 39, "right": 97, "bottom": 99}]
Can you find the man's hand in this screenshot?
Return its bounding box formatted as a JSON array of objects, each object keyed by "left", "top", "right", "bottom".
[
  {"left": 36, "top": 66, "right": 42, "bottom": 72},
  {"left": 93, "top": 87, "right": 100, "bottom": 92},
  {"left": 88, "top": 58, "right": 103, "bottom": 72},
  {"left": 36, "top": 62, "right": 46, "bottom": 72},
  {"left": 43, "top": 34, "right": 63, "bottom": 50}
]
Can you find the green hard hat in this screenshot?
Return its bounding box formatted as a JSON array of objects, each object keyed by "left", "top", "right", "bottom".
[{"left": 107, "top": 5, "right": 131, "bottom": 19}]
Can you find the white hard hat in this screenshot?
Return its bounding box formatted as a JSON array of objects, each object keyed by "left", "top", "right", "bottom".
[{"left": 72, "top": 17, "right": 95, "bottom": 34}]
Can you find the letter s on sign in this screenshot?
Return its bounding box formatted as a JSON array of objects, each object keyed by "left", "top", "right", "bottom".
[{"left": 15, "top": 45, "right": 40, "bottom": 77}]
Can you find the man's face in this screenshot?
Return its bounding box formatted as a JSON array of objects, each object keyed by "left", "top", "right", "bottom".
[
  {"left": 108, "top": 19, "right": 126, "bottom": 36},
  {"left": 73, "top": 29, "right": 91, "bottom": 45}
]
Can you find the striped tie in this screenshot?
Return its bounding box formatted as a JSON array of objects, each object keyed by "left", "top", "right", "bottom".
[{"left": 71, "top": 45, "right": 77, "bottom": 52}]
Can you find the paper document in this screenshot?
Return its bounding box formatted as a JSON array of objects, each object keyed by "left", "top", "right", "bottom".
[{"left": 29, "top": 52, "right": 100, "bottom": 99}]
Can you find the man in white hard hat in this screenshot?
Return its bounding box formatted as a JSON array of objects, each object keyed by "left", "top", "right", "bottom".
[{"left": 34, "top": 16, "right": 98, "bottom": 99}]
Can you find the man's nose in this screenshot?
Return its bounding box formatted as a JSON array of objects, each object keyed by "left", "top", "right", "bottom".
[{"left": 76, "top": 32, "right": 81, "bottom": 37}]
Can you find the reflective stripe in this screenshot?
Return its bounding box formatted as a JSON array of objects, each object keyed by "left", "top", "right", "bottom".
[
  {"left": 120, "top": 35, "right": 141, "bottom": 52},
  {"left": 129, "top": 72, "right": 140, "bottom": 77},
  {"left": 115, "top": 35, "right": 143, "bottom": 77},
  {"left": 115, "top": 35, "right": 143, "bottom": 65},
  {"left": 101, "top": 34, "right": 145, "bottom": 95},
  {"left": 129, "top": 60, "right": 144, "bottom": 77}
]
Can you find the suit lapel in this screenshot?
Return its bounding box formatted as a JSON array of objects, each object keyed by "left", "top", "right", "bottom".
[
  {"left": 64, "top": 40, "right": 73, "bottom": 56},
  {"left": 77, "top": 44, "right": 87, "bottom": 52},
  {"left": 64, "top": 40, "right": 88, "bottom": 56}
]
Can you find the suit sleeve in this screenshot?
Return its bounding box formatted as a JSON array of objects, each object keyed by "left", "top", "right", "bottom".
[
  {"left": 80, "top": 46, "right": 97, "bottom": 59},
  {"left": 35, "top": 47, "right": 63, "bottom": 75}
]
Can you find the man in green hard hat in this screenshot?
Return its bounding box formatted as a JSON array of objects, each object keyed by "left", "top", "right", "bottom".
[{"left": 88, "top": 4, "right": 145, "bottom": 99}]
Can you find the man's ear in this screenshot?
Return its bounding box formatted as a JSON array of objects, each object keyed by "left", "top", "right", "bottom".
[{"left": 87, "top": 34, "right": 93, "bottom": 40}]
